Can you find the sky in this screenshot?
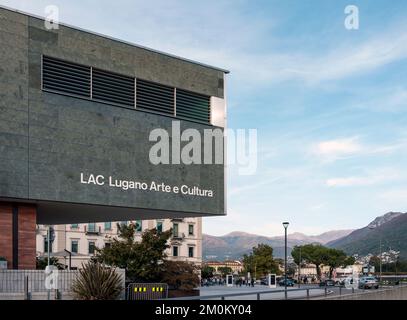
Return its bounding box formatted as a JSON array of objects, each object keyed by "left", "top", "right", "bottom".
[{"left": 2, "top": 0, "right": 407, "bottom": 237}]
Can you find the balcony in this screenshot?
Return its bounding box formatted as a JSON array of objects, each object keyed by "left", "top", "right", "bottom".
[
  {"left": 84, "top": 225, "right": 101, "bottom": 235},
  {"left": 171, "top": 232, "right": 185, "bottom": 241}
]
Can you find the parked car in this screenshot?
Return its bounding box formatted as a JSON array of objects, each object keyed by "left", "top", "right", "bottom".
[
  {"left": 358, "top": 276, "right": 379, "bottom": 289},
  {"left": 319, "top": 279, "right": 336, "bottom": 287},
  {"left": 278, "top": 278, "right": 295, "bottom": 287}
]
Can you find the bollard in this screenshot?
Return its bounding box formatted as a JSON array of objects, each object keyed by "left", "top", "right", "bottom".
[
  {"left": 306, "top": 289, "right": 310, "bottom": 300},
  {"left": 324, "top": 287, "right": 327, "bottom": 297},
  {"left": 339, "top": 286, "right": 342, "bottom": 296},
  {"left": 257, "top": 293, "right": 260, "bottom": 300},
  {"left": 221, "top": 296, "right": 225, "bottom": 300}
]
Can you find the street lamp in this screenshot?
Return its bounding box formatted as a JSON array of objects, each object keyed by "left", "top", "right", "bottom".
[
  {"left": 368, "top": 225, "right": 382, "bottom": 282},
  {"left": 283, "top": 222, "right": 289, "bottom": 299}
]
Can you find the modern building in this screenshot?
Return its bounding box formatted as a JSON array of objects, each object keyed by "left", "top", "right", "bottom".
[
  {"left": 36, "top": 218, "right": 202, "bottom": 269},
  {"left": 0, "top": 6, "right": 227, "bottom": 269}
]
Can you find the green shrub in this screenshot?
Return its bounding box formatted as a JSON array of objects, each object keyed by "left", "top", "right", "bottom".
[{"left": 71, "top": 261, "right": 123, "bottom": 300}]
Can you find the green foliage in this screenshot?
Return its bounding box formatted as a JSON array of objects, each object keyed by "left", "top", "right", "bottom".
[
  {"left": 160, "top": 261, "right": 200, "bottom": 290},
  {"left": 292, "top": 244, "right": 354, "bottom": 279},
  {"left": 201, "top": 265, "right": 215, "bottom": 279},
  {"left": 36, "top": 256, "right": 64, "bottom": 270},
  {"left": 217, "top": 266, "right": 233, "bottom": 276},
  {"left": 71, "top": 261, "right": 123, "bottom": 300},
  {"left": 95, "top": 223, "right": 172, "bottom": 282},
  {"left": 243, "top": 244, "right": 279, "bottom": 278}
]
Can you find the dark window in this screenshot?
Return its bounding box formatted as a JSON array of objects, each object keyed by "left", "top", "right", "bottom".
[
  {"left": 136, "top": 79, "right": 174, "bottom": 116},
  {"left": 157, "top": 221, "right": 163, "bottom": 233},
  {"left": 173, "top": 223, "right": 179, "bottom": 237},
  {"left": 92, "top": 68, "right": 135, "bottom": 107},
  {"left": 176, "top": 89, "right": 210, "bottom": 124},
  {"left": 135, "top": 220, "right": 142, "bottom": 232},
  {"left": 104, "top": 222, "right": 112, "bottom": 230},
  {"left": 188, "top": 246, "right": 194, "bottom": 258},
  {"left": 88, "top": 241, "right": 96, "bottom": 254},
  {"left": 188, "top": 224, "right": 194, "bottom": 236},
  {"left": 44, "top": 236, "right": 52, "bottom": 253},
  {"left": 88, "top": 223, "right": 96, "bottom": 233},
  {"left": 172, "top": 246, "right": 179, "bottom": 257},
  {"left": 71, "top": 240, "right": 78, "bottom": 253},
  {"left": 42, "top": 56, "right": 91, "bottom": 97}
]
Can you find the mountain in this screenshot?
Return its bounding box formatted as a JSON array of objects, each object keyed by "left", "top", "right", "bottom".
[
  {"left": 203, "top": 229, "right": 353, "bottom": 260},
  {"left": 328, "top": 212, "right": 407, "bottom": 259}
]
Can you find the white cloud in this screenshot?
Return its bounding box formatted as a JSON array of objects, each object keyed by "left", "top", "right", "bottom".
[
  {"left": 326, "top": 168, "right": 401, "bottom": 187},
  {"left": 312, "top": 137, "right": 362, "bottom": 161},
  {"left": 3, "top": 0, "right": 407, "bottom": 88}
]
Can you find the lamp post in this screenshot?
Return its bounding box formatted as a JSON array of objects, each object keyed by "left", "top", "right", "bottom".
[
  {"left": 368, "top": 225, "right": 382, "bottom": 282},
  {"left": 283, "top": 222, "right": 289, "bottom": 299},
  {"left": 298, "top": 246, "right": 301, "bottom": 288}
]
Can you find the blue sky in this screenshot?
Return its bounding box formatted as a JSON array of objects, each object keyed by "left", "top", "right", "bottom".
[{"left": 2, "top": 0, "right": 407, "bottom": 236}]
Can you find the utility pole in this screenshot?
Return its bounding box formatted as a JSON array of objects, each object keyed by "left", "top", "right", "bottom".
[
  {"left": 283, "top": 222, "right": 289, "bottom": 299},
  {"left": 298, "top": 246, "right": 301, "bottom": 288}
]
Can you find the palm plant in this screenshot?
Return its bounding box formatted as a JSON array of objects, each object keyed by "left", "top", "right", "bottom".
[{"left": 71, "top": 261, "right": 123, "bottom": 300}]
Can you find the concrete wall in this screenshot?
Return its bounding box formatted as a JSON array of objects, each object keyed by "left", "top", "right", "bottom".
[{"left": 0, "top": 7, "right": 226, "bottom": 223}]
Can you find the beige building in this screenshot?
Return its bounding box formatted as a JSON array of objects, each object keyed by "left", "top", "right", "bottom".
[
  {"left": 204, "top": 260, "right": 244, "bottom": 275},
  {"left": 36, "top": 218, "right": 202, "bottom": 269}
]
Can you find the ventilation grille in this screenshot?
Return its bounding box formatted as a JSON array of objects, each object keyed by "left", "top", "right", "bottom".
[
  {"left": 42, "top": 56, "right": 91, "bottom": 97},
  {"left": 136, "top": 79, "right": 174, "bottom": 116},
  {"left": 176, "top": 89, "right": 211, "bottom": 123},
  {"left": 42, "top": 56, "right": 213, "bottom": 124},
  {"left": 92, "top": 69, "right": 135, "bottom": 107}
]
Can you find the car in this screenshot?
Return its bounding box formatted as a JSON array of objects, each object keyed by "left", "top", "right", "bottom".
[
  {"left": 278, "top": 278, "right": 295, "bottom": 287},
  {"left": 358, "top": 276, "right": 379, "bottom": 289},
  {"left": 319, "top": 279, "right": 336, "bottom": 287}
]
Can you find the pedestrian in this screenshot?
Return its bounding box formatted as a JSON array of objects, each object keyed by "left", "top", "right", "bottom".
[{"left": 251, "top": 278, "right": 254, "bottom": 287}]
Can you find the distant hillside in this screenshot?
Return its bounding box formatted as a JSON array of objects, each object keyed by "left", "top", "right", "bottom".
[
  {"left": 328, "top": 212, "right": 407, "bottom": 259},
  {"left": 203, "top": 229, "right": 353, "bottom": 260}
]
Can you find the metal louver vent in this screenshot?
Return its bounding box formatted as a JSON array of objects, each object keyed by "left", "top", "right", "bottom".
[
  {"left": 176, "top": 89, "right": 210, "bottom": 124},
  {"left": 136, "top": 79, "right": 174, "bottom": 116},
  {"left": 42, "top": 56, "right": 91, "bottom": 97},
  {"left": 92, "top": 69, "right": 135, "bottom": 107}
]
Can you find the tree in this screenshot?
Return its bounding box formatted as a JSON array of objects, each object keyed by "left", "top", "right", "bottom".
[
  {"left": 292, "top": 244, "right": 354, "bottom": 280},
  {"left": 325, "top": 248, "right": 355, "bottom": 279},
  {"left": 71, "top": 261, "right": 123, "bottom": 300},
  {"left": 36, "top": 256, "right": 64, "bottom": 270},
  {"left": 218, "top": 266, "right": 233, "bottom": 277},
  {"left": 95, "top": 223, "right": 172, "bottom": 282},
  {"left": 201, "top": 265, "right": 215, "bottom": 279},
  {"left": 160, "top": 261, "right": 200, "bottom": 290},
  {"left": 243, "top": 244, "right": 279, "bottom": 278}
]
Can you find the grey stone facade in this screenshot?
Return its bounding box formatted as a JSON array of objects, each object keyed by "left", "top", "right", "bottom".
[{"left": 0, "top": 7, "right": 226, "bottom": 224}]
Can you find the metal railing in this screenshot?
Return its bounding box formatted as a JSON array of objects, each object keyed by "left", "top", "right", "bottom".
[
  {"left": 164, "top": 287, "right": 333, "bottom": 300},
  {"left": 0, "top": 270, "right": 78, "bottom": 293}
]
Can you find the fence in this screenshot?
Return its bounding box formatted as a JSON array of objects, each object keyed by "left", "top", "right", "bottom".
[
  {"left": 0, "top": 269, "right": 126, "bottom": 299},
  {"left": 127, "top": 283, "right": 168, "bottom": 300},
  {"left": 165, "top": 287, "right": 333, "bottom": 300}
]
